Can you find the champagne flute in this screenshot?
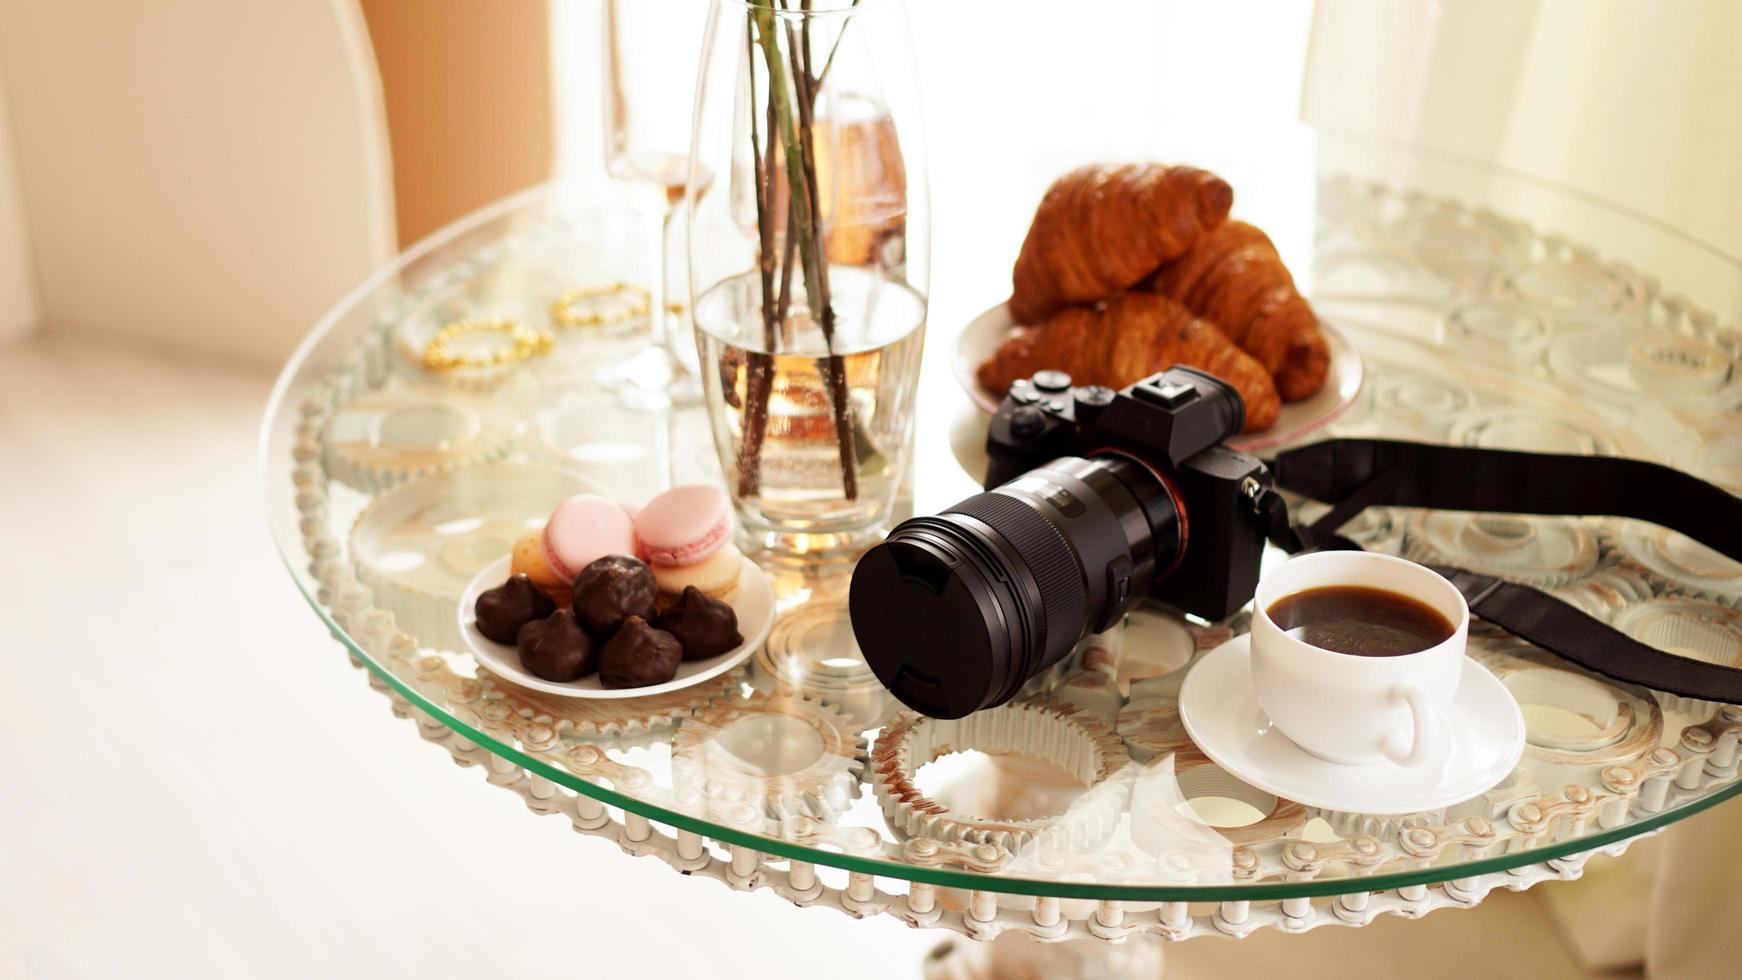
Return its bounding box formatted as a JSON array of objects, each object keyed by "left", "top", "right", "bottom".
[{"left": 602, "top": 0, "right": 711, "bottom": 407}]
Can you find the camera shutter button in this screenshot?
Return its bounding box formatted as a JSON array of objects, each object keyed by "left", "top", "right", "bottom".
[
  {"left": 1074, "top": 385, "right": 1114, "bottom": 422},
  {"left": 1010, "top": 405, "right": 1047, "bottom": 438}
]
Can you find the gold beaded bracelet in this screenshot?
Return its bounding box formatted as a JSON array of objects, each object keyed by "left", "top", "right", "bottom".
[
  {"left": 421, "top": 318, "right": 553, "bottom": 372},
  {"left": 550, "top": 282, "right": 652, "bottom": 328}
]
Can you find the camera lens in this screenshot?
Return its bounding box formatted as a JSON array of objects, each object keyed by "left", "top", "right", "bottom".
[{"left": 849, "top": 453, "right": 1183, "bottom": 718}]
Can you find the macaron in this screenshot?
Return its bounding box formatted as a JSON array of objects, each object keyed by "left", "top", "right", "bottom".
[
  {"left": 650, "top": 542, "right": 744, "bottom": 603},
  {"left": 541, "top": 494, "right": 637, "bottom": 585},
  {"left": 511, "top": 532, "right": 571, "bottom": 607},
  {"left": 634, "top": 485, "right": 731, "bottom": 567},
  {"left": 634, "top": 485, "right": 742, "bottom": 602}
]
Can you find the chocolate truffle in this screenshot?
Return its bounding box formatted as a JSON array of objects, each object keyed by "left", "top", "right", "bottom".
[
  {"left": 598, "top": 615, "right": 683, "bottom": 689},
  {"left": 654, "top": 586, "right": 743, "bottom": 661},
  {"left": 474, "top": 573, "right": 557, "bottom": 645},
  {"left": 516, "top": 609, "right": 596, "bottom": 682},
  {"left": 572, "top": 554, "right": 658, "bottom": 635}
]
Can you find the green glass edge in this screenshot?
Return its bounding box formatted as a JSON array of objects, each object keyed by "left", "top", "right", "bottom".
[{"left": 278, "top": 557, "right": 1742, "bottom": 901}]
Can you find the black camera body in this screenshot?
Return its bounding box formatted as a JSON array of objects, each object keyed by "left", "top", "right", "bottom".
[
  {"left": 850, "top": 366, "right": 1271, "bottom": 718},
  {"left": 986, "top": 368, "right": 1271, "bottom": 622}
]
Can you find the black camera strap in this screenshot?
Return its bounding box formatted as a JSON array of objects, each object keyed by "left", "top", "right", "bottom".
[{"left": 1260, "top": 439, "right": 1742, "bottom": 704}]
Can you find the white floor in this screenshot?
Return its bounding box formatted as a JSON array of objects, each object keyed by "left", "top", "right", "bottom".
[{"left": 0, "top": 336, "right": 1623, "bottom": 979}]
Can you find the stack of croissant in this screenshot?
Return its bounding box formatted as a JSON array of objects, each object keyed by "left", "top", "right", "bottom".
[{"left": 976, "top": 163, "right": 1329, "bottom": 432}]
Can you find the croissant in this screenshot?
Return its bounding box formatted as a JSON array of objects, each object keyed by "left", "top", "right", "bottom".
[
  {"left": 1009, "top": 164, "right": 1233, "bottom": 325},
  {"left": 976, "top": 293, "right": 1280, "bottom": 432},
  {"left": 1146, "top": 221, "right": 1328, "bottom": 401}
]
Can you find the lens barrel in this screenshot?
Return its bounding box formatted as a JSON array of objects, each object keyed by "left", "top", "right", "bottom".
[{"left": 849, "top": 453, "right": 1182, "bottom": 718}]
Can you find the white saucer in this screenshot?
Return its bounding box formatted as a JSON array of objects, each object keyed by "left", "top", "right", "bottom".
[
  {"left": 457, "top": 555, "right": 774, "bottom": 699},
  {"left": 1178, "top": 635, "right": 1524, "bottom": 814}
]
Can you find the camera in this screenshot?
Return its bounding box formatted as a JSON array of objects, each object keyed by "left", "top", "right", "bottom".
[{"left": 849, "top": 367, "right": 1272, "bottom": 718}]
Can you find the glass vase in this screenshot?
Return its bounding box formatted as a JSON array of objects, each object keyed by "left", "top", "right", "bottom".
[{"left": 687, "top": 0, "right": 929, "bottom": 562}]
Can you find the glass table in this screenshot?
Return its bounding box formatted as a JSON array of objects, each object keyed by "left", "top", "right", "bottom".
[{"left": 263, "top": 150, "right": 1742, "bottom": 946}]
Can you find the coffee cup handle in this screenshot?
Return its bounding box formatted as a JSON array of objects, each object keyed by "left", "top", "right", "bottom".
[{"left": 1380, "top": 683, "right": 1444, "bottom": 768}]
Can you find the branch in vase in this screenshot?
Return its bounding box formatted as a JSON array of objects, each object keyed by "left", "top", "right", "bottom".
[
  {"left": 751, "top": 6, "right": 859, "bottom": 500},
  {"left": 776, "top": 197, "right": 798, "bottom": 333},
  {"left": 784, "top": 13, "right": 858, "bottom": 500},
  {"left": 813, "top": 0, "right": 862, "bottom": 92},
  {"left": 738, "top": 10, "right": 779, "bottom": 499},
  {"left": 800, "top": 0, "right": 815, "bottom": 86},
  {"left": 746, "top": 16, "right": 777, "bottom": 353}
]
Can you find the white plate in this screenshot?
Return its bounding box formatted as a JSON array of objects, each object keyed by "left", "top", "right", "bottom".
[
  {"left": 1177, "top": 634, "right": 1524, "bottom": 814},
  {"left": 457, "top": 554, "right": 774, "bottom": 698},
  {"left": 951, "top": 302, "right": 1364, "bottom": 451}
]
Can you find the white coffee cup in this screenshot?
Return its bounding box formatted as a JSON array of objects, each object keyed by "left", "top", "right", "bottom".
[{"left": 1250, "top": 551, "right": 1469, "bottom": 767}]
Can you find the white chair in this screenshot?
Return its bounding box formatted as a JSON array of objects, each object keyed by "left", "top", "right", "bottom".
[{"left": 0, "top": 0, "right": 396, "bottom": 364}]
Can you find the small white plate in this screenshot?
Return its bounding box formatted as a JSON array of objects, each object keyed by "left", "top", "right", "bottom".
[
  {"left": 457, "top": 554, "right": 774, "bottom": 698},
  {"left": 951, "top": 302, "right": 1364, "bottom": 451},
  {"left": 1177, "top": 635, "right": 1524, "bottom": 814}
]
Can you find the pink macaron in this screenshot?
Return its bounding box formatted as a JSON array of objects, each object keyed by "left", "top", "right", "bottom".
[
  {"left": 634, "top": 485, "right": 731, "bottom": 567},
  {"left": 541, "top": 494, "right": 638, "bottom": 584}
]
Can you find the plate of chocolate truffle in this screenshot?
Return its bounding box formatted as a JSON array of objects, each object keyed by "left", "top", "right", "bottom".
[{"left": 457, "top": 485, "right": 774, "bottom": 698}]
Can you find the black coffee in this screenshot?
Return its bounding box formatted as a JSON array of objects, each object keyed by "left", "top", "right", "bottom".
[{"left": 1266, "top": 585, "right": 1455, "bottom": 657}]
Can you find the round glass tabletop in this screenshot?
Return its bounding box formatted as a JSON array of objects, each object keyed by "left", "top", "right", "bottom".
[{"left": 264, "top": 150, "right": 1742, "bottom": 903}]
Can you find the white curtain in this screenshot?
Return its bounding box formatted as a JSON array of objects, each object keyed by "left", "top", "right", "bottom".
[{"left": 1305, "top": 2, "right": 1742, "bottom": 973}]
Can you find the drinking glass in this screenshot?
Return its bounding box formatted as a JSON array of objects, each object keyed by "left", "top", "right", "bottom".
[
  {"left": 688, "top": 0, "right": 929, "bottom": 560},
  {"left": 602, "top": 0, "right": 711, "bottom": 406}
]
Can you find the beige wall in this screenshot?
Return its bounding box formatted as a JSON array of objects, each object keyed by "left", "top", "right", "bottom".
[
  {"left": 0, "top": 0, "right": 396, "bottom": 365},
  {"left": 0, "top": 69, "right": 37, "bottom": 343},
  {"left": 359, "top": 0, "right": 553, "bottom": 248}
]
